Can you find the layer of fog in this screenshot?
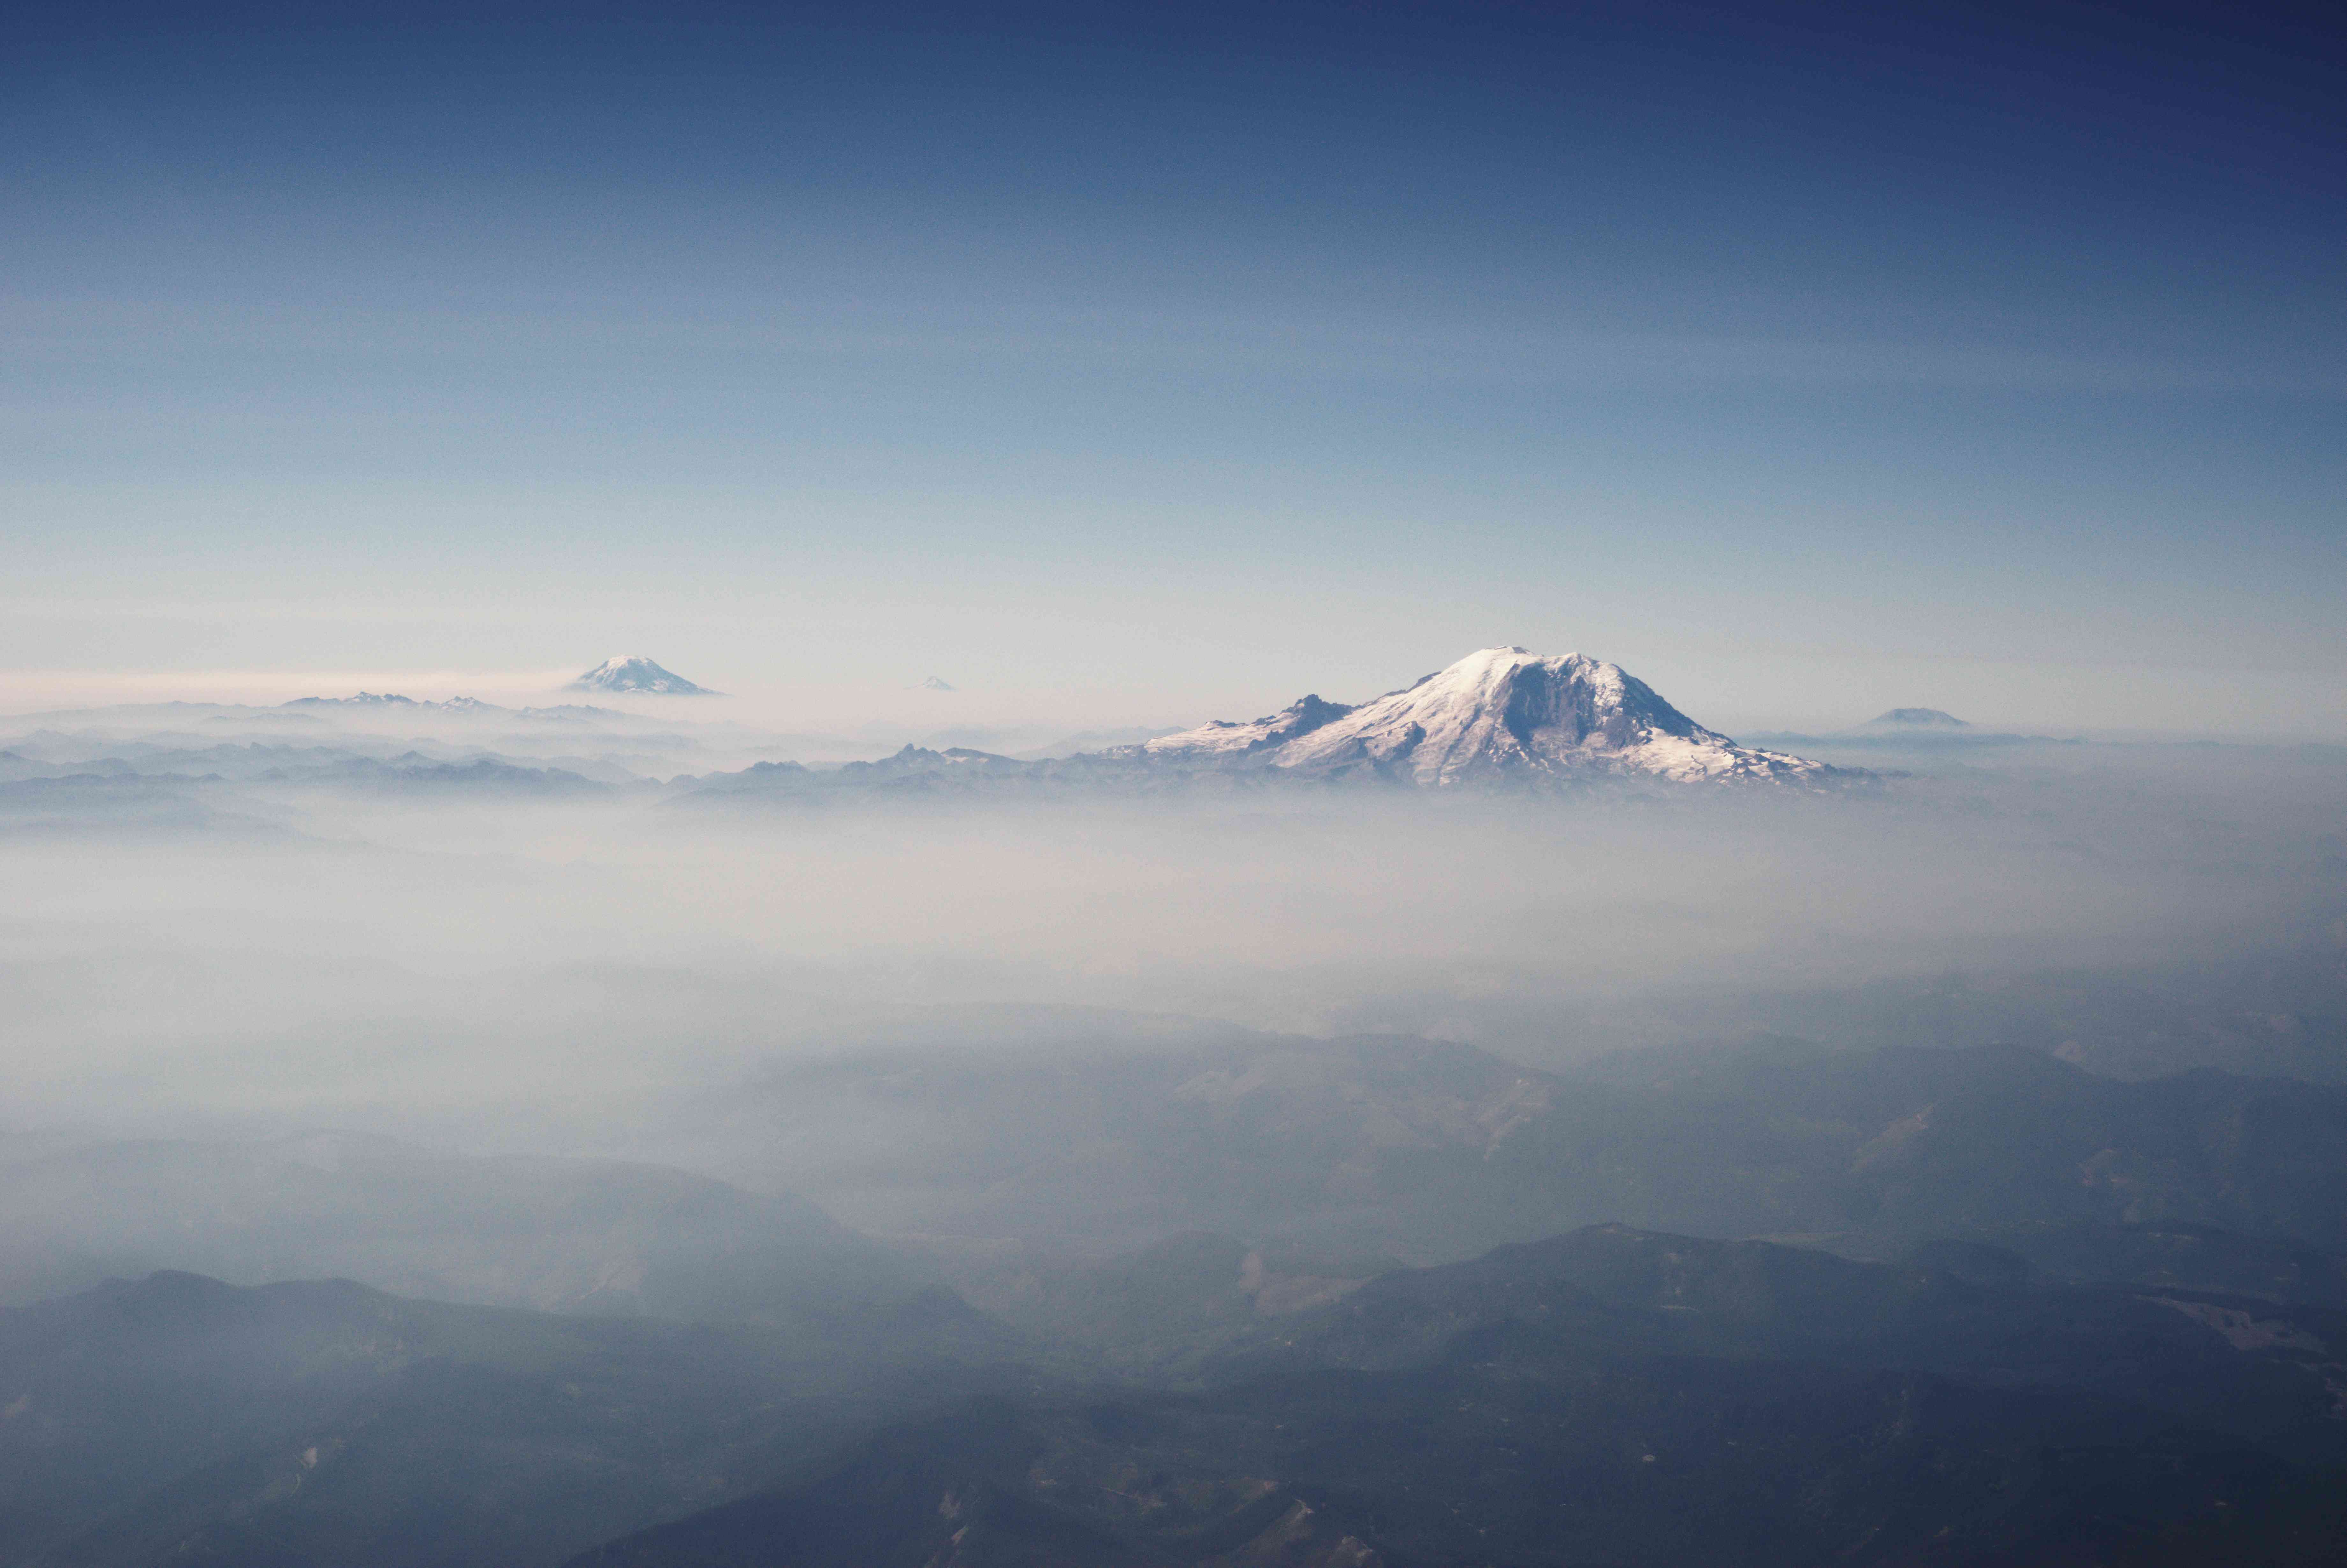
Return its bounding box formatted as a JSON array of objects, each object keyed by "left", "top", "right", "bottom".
[{"left": 4, "top": 733, "right": 2343, "bottom": 1161}]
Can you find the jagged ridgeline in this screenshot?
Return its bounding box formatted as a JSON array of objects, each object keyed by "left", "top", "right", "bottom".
[
  {"left": 6, "top": 642, "right": 2342, "bottom": 1568},
  {"left": 675, "top": 646, "right": 1854, "bottom": 803},
  {"left": 15, "top": 1218, "right": 2345, "bottom": 1568},
  {"left": 12, "top": 1029, "right": 2345, "bottom": 1567}
]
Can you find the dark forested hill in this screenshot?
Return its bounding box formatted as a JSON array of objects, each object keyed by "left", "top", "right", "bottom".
[
  {"left": 690, "top": 1033, "right": 2347, "bottom": 1268},
  {"left": 0, "top": 1271, "right": 1018, "bottom": 1568},
  {"left": 0, "top": 1135, "right": 934, "bottom": 1317},
  {"left": 568, "top": 1225, "right": 2347, "bottom": 1568},
  {"left": 11, "top": 1035, "right": 2347, "bottom": 1566}
]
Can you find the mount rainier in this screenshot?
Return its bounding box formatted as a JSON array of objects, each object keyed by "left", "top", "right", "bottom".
[
  {"left": 679, "top": 647, "right": 1846, "bottom": 801},
  {"left": 1114, "top": 647, "right": 1833, "bottom": 788}
]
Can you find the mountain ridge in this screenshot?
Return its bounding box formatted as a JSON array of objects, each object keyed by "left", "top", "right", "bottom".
[
  {"left": 672, "top": 647, "right": 1849, "bottom": 801},
  {"left": 1171, "top": 646, "right": 1827, "bottom": 786},
  {"left": 570, "top": 657, "right": 719, "bottom": 696}
]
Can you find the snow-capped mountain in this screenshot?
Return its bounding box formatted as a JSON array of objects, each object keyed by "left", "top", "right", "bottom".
[
  {"left": 1137, "top": 693, "right": 1356, "bottom": 758},
  {"left": 1131, "top": 648, "right": 1832, "bottom": 788},
  {"left": 569, "top": 656, "right": 719, "bottom": 696},
  {"left": 668, "top": 647, "right": 1848, "bottom": 803}
]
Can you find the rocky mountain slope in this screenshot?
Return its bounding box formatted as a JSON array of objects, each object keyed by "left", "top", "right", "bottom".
[
  {"left": 0, "top": 1270, "right": 1014, "bottom": 1568},
  {"left": 570, "top": 1224, "right": 2347, "bottom": 1568},
  {"left": 1134, "top": 647, "right": 1832, "bottom": 787},
  {"left": 0, "top": 1135, "right": 932, "bottom": 1318},
  {"left": 570, "top": 656, "right": 719, "bottom": 695},
  {"left": 671, "top": 647, "right": 1846, "bottom": 802},
  {"left": 676, "top": 1030, "right": 2347, "bottom": 1271}
]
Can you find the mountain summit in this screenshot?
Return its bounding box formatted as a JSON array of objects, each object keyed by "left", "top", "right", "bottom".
[
  {"left": 569, "top": 656, "right": 719, "bottom": 696},
  {"left": 1860, "top": 707, "right": 1969, "bottom": 730},
  {"left": 672, "top": 648, "right": 1847, "bottom": 804},
  {"left": 1130, "top": 647, "right": 1832, "bottom": 788},
  {"left": 1859, "top": 709, "right": 1971, "bottom": 737}
]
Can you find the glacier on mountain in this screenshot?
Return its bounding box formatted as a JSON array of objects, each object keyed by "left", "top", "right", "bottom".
[
  {"left": 1137, "top": 694, "right": 1356, "bottom": 758},
  {"left": 569, "top": 656, "right": 720, "bottom": 696},
  {"left": 664, "top": 646, "right": 1850, "bottom": 803},
  {"left": 1124, "top": 648, "right": 1832, "bottom": 788}
]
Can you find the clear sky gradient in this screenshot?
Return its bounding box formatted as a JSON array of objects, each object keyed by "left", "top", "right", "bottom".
[{"left": 4, "top": 1, "right": 2341, "bottom": 735}]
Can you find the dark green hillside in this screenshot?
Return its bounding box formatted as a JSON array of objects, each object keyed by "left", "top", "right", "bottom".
[
  {"left": 1242, "top": 1226, "right": 2347, "bottom": 1452},
  {"left": 703, "top": 1034, "right": 2347, "bottom": 1269},
  {"left": 7, "top": 1042, "right": 2343, "bottom": 1565},
  {"left": 1630, "top": 945, "right": 2347, "bottom": 1085},
  {"left": 1906, "top": 1221, "right": 2347, "bottom": 1305},
  {"left": 0, "top": 1271, "right": 1017, "bottom": 1568},
  {"left": 0, "top": 1135, "right": 932, "bottom": 1318},
  {"left": 1520, "top": 1042, "right": 2347, "bottom": 1251},
  {"left": 568, "top": 1224, "right": 2347, "bottom": 1568}
]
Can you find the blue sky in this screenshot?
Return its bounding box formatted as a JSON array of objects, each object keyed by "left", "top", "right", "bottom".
[{"left": 4, "top": 2, "right": 2341, "bottom": 734}]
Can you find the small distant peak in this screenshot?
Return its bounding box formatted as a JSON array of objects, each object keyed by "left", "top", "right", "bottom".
[
  {"left": 1866, "top": 708, "right": 1970, "bottom": 729},
  {"left": 918, "top": 675, "right": 957, "bottom": 692},
  {"left": 569, "top": 656, "right": 719, "bottom": 696}
]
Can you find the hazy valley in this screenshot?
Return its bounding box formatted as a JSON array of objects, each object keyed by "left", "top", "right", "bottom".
[{"left": 2, "top": 654, "right": 2344, "bottom": 1566}]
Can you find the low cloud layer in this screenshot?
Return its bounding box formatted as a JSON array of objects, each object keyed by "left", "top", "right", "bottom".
[{"left": 3, "top": 695, "right": 2341, "bottom": 1154}]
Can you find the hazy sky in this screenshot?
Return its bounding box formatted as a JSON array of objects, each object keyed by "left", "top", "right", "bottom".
[{"left": 4, "top": 2, "right": 2341, "bottom": 736}]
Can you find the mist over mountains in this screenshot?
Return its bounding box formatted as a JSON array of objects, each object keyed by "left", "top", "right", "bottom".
[
  {"left": 4, "top": 646, "right": 1864, "bottom": 817},
  {"left": 3, "top": 647, "right": 2345, "bottom": 1566},
  {"left": 11, "top": 0, "right": 2344, "bottom": 1547}
]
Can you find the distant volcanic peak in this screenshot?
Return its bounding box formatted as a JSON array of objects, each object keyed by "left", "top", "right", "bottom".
[
  {"left": 1127, "top": 648, "right": 1831, "bottom": 788},
  {"left": 918, "top": 675, "right": 956, "bottom": 692},
  {"left": 1141, "top": 692, "right": 1358, "bottom": 758},
  {"left": 1867, "top": 708, "right": 1970, "bottom": 729},
  {"left": 1273, "top": 646, "right": 1826, "bottom": 787},
  {"left": 568, "top": 656, "right": 719, "bottom": 695},
  {"left": 1272, "top": 646, "right": 1776, "bottom": 786}
]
